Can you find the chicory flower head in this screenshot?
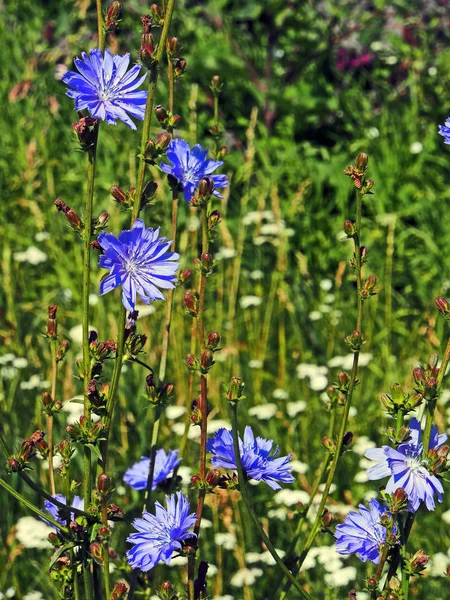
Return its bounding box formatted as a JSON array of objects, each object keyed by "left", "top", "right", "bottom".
[
  {"left": 124, "top": 449, "right": 181, "bottom": 491},
  {"left": 98, "top": 219, "right": 180, "bottom": 311},
  {"left": 160, "top": 138, "right": 228, "bottom": 202},
  {"left": 439, "top": 119, "right": 450, "bottom": 144},
  {"left": 126, "top": 492, "right": 196, "bottom": 572},
  {"left": 335, "top": 499, "right": 393, "bottom": 564},
  {"left": 44, "top": 494, "right": 84, "bottom": 528},
  {"left": 206, "top": 426, "right": 294, "bottom": 490},
  {"left": 365, "top": 417, "right": 446, "bottom": 511},
  {"left": 62, "top": 49, "right": 147, "bottom": 130}
]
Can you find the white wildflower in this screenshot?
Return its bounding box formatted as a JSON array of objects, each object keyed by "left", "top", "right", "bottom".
[{"left": 248, "top": 403, "right": 278, "bottom": 420}]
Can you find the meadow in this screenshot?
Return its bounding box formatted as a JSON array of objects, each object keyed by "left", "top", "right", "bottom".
[{"left": 1, "top": 0, "right": 450, "bottom": 598}]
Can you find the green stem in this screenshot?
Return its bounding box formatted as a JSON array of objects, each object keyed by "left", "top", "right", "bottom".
[
  {"left": 101, "top": 498, "right": 110, "bottom": 598},
  {"left": 400, "top": 515, "right": 409, "bottom": 600},
  {"left": 0, "top": 477, "right": 67, "bottom": 532},
  {"left": 82, "top": 128, "right": 99, "bottom": 509},
  {"left": 187, "top": 207, "right": 210, "bottom": 600},
  {"left": 280, "top": 192, "right": 365, "bottom": 599},
  {"left": 48, "top": 340, "right": 58, "bottom": 496},
  {"left": 229, "top": 403, "right": 313, "bottom": 600},
  {"left": 83, "top": 555, "right": 94, "bottom": 600},
  {"left": 96, "top": 0, "right": 105, "bottom": 51},
  {"left": 144, "top": 405, "right": 162, "bottom": 512},
  {"left": 133, "top": 0, "right": 177, "bottom": 216}
]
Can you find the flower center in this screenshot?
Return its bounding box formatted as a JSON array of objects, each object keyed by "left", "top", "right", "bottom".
[
  {"left": 124, "top": 259, "right": 139, "bottom": 275},
  {"left": 406, "top": 456, "right": 423, "bottom": 473}
]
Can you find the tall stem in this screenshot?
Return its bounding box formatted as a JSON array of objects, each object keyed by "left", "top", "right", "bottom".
[
  {"left": 47, "top": 340, "right": 58, "bottom": 495},
  {"left": 134, "top": 0, "right": 177, "bottom": 214},
  {"left": 280, "top": 192, "right": 365, "bottom": 599},
  {"left": 187, "top": 207, "right": 210, "bottom": 599},
  {"left": 229, "top": 404, "right": 313, "bottom": 600}
]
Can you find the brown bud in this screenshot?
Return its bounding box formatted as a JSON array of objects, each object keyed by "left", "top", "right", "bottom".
[
  {"left": 98, "top": 473, "right": 111, "bottom": 493},
  {"left": 155, "top": 105, "right": 168, "bottom": 123},
  {"left": 355, "top": 152, "right": 368, "bottom": 171},
  {"left": 206, "top": 331, "right": 220, "bottom": 350},
  {"left": 436, "top": 296, "right": 450, "bottom": 316}
]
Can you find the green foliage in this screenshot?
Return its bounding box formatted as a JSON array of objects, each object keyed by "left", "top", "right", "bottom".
[{"left": 1, "top": 0, "right": 450, "bottom": 598}]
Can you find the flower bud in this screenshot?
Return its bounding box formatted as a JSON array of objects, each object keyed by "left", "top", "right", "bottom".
[
  {"left": 167, "top": 37, "right": 181, "bottom": 56},
  {"left": 199, "top": 252, "right": 213, "bottom": 274},
  {"left": 225, "top": 376, "right": 245, "bottom": 403},
  {"left": 206, "top": 331, "right": 220, "bottom": 351},
  {"left": 198, "top": 177, "right": 214, "bottom": 199},
  {"left": 322, "top": 508, "right": 334, "bottom": 528},
  {"left": 98, "top": 473, "right": 111, "bottom": 493},
  {"left": 48, "top": 531, "right": 60, "bottom": 546},
  {"left": 436, "top": 296, "right": 450, "bottom": 317},
  {"left": 110, "top": 185, "right": 127, "bottom": 205},
  {"left": 322, "top": 436, "right": 336, "bottom": 453},
  {"left": 210, "top": 75, "right": 223, "bottom": 94},
  {"left": 156, "top": 131, "right": 171, "bottom": 152},
  {"left": 205, "top": 469, "right": 220, "bottom": 487},
  {"left": 150, "top": 4, "right": 163, "bottom": 24},
  {"left": 191, "top": 474, "right": 201, "bottom": 487},
  {"left": 105, "top": 1, "right": 122, "bottom": 29},
  {"left": 355, "top": 152, "right": 368, "bottom": 172},
  {"left": 361, "top": 274, "right": 377, "bottom": 299},
  {"left": 47, "top": 305, "right": 58, "bottom": 338},
  {"left": 337, "top": 371, "right": 350, "bottom": 391},
  {"left": 186, "top": 354, "right": 200, "bottom": 372},
  {"left": 184, "top": 292, "right": 199, "bottom": 317},
  {"left": 96, "top": 212, "right": 109, "bottom": 228},
  {"left": 90, "top": 542, "right": 103, "bottom": 564},
  {"left": 55, "top": 339, "right": 70, "bottom": 362},
  {"left": 155, "top": 104, "right": 169, "bottom": 123},
  {"left": 200, "top": 349, "right": 214, "bottom": 373},
  {"left": 208, "top": 210, "right": 221, "bottom": 230},
  {"left": 174, "top": 58, "right": 187, "bottom": 78},
  {"left": 42, "top": 391, "right": 53, "bottom": 408},
  {"left": 178, "top": 269, "right": 192, "bottom": 284},
  {"left": 343, "top": 220, "right": 356, "bottom": 237}
]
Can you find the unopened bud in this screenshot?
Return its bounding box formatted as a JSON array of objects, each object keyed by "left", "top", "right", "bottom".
[
  {"left": 200, "top": 349, "right": 214, "bottom": 372},
  {"left": 184, "top": 292, "right": 199, "bottom": 317},
  {"left": 208, "top": 210, "right": 221, "bottom": 230},
  {"left": 355, "top": 152, "right": 368, "bottom": 172},
  {"left": 105, "top": 1, "right": 121, "bottom": 30},
  {"left": 343, "top": 220, "right": 356, "bottom": 237},
  {"left": 98, "top": 473, "right": 111, "bottom": 493},
  {"left": 55, "top": 339, "right": 70, "bottom": 362},
  {"left": 436, "top": 296, "right": 450, "bottom": 317},
  {"left": 155, "top": 105, "right": 168, "bottom": 123},
  {"left": 110, "top": 581, "right": 129, "bottom": 600},
  {"left": 90, "top": 542, "right": 103, "bottom": 564},
  {"left": 198, "top": 177, "right": 214, "bottom": 199},
  {"left": 179, "top": 269, "right": 192, "bottom": 284},
  {"left": 206, "top": 331, "right": 220, "bottom": 350}
]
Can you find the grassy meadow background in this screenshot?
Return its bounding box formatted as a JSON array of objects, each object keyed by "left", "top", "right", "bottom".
[{"left": 1, "top": 0, "right": 450, "bottom": 597}]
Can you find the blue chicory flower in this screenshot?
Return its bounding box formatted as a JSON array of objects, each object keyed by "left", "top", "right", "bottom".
[
  {"left": 335, "top": 499, "right": 393, "bottom": 564},
  {"left": 365, "top": 417, "right": 446, "bottom": 511},
  {"left": 160, "top": 138, "right": 228, "bottom": 202},
  {"left": 126, "top": 492, "right": 196, "bottom": 572},
  {"left": 98, "top": 219, "right": 180, "bottom": 311},
  {"left": 44, "top": 494, "right": 84, "bottom": 528},
  {"left": 124, "top": 449, "right": 181, "bottom": 491},
  {"left": 439, "top": 119, "right": 450, "bottom": 144},
  {"left": 206, "top": 426, "right": 294, "bottom": 490},
  {"left": 62, "top": 49, "right": 147, "bottom": 130}
]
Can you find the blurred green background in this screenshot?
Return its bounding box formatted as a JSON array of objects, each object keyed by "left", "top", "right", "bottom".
[{"left": 1, "top": 0, "right": 450, "bottom": 598}]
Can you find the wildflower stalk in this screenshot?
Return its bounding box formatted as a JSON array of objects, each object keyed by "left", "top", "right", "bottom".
[
  {"left": 229, "top": 403, "right": 313, "bottom": 600},
  {"left": 96, "top": 0, "right": 105, "bottom": 51},
  {"left": 0, "top": 477, "right": 67, "bottom": 532},
  {"left": 187, "top": 207, "right": 210, "bottom": 600},
  {"left": 82, "top": 131, "right": 99, "bottom": 510},
  {"left": 102, "top": 0, "right": 177, "bottom": 473},
  {"left": 178, "top": 318, "right": 197, "bottom": 459},
  {"left": 134, "top": 0, "right": 177, "bottom": 208},
  {"left": 281, "top": 189, "right": 365, "bottom": 599},
  {"left": 48, "top": 340, "right": 58, "bottom": 495}
]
